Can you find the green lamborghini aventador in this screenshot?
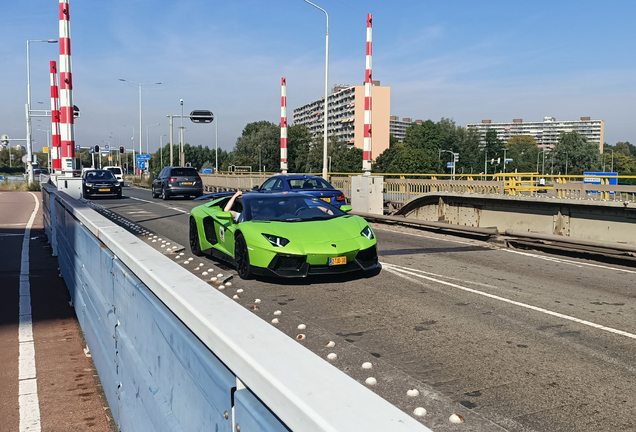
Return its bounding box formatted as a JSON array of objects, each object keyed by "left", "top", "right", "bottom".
[{"left": 188, "top": 192, "right": 379, "bottom": 279}]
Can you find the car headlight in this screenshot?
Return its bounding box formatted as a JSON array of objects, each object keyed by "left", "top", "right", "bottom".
[
  {"left": 85, "top": 183, "right": 95, "bottom": 187},
  {"left": 361, "top": 225, "right": 374, "bottom": 240},
  {"left": 262, "top": 234, "right": 290, "bottom": 247}
]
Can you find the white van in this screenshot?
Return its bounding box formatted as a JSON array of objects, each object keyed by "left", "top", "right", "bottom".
[{"left": 104, "top": 166, "right": 124, "bottom": 186}]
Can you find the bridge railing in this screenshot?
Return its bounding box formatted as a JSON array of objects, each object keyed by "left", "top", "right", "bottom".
[
  {"left": 41, "top": 183, "right": 427, "bottom": 432},
  {"left": 197, "top": 173, "right": 636, "bottom": 206}
]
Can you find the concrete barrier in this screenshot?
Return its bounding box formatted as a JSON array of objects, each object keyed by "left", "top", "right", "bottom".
[{"left": 41, "top": 183, "right": 428, "bottom": 432}]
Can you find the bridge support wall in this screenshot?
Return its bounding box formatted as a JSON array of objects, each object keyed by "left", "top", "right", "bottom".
[
  {"left": 397, "top": 193, "right": 636, "bottom": 245},
  {"left": 40, "top": 183, "right": 427, "bottom": 432}
]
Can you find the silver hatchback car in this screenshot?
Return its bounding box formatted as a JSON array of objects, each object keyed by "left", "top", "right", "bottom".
[{"left": 151, "top": 166, "right": 203, "bottom": 200}]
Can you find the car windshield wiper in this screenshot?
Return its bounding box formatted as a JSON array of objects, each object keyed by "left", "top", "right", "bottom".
[{"left": 282, "top": 217, "right": 303, "bottom": 222}]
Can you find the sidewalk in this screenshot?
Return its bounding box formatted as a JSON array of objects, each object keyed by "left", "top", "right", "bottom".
[{"left": 0, "top": 190, "right": 113, "bottom": 431}]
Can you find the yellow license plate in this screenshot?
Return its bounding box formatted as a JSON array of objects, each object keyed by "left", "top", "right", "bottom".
[
  {"left": 182, "top": 182, "right": 193, "bottom": 185},
  {"left": 320, "top": 197, "right": 331, "bottom": 203},
  {"left": 329, "top": 256, "right": 347, "bottom": 266},
  {"left": 99, "top": 188, "right": 110, "bottom": 192}
]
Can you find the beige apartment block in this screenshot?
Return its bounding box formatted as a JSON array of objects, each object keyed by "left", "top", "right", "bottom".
[
  {"left": 467, "top": 116, "right": 605, "bottom": 153},
  {"left": 292, "top": 83, "right": 391, "bottom": 160}
]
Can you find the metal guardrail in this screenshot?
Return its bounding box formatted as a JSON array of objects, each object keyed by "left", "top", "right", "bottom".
[
  {"left": 197, "top": 173, "right": 636, "bottom": 209},
  {"left": 351, "top": 211, "right": 499, "bottom": 236},
  {"left": 41, "top": 183, "right": 428, "bottom": 432}
]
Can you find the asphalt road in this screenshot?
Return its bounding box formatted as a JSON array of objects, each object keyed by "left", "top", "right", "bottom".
[{"left": 90, "top": 186, "right": 636, "bottom": 432}]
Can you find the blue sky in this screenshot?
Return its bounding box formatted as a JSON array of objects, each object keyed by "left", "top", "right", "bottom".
[{"left": 2, "top": 0, "right": 636, "bottom": 156}]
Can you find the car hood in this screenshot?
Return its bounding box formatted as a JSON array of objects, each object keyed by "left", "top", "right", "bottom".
[{"left": 244, "top": 215, "right": 366, "bottom": 242}]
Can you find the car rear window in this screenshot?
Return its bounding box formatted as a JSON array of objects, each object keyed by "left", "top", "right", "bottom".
[
  {"left": 106, "top": 167, "right": 122, "bottom": 175},
  {"left": 170, "top": 168, "right": 198, "bottom": 176},
  {"left": 287, "top": 178, "right": 334, "bottom": 190}
]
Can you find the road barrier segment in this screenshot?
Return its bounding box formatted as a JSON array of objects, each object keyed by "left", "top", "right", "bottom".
[{"left": 41, "top": 183, "right": 430, "bottom": 432}]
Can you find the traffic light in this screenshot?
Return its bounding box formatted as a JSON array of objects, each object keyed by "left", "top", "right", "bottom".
[
  {"left": 94, "top": 145, "right": 100, "bottom": 153},
  {"left": 119, "top": 146, "right": 125, "bottom": 154},
  {"left": 123, "top": 162, "right": 128, "bottom": 171}
]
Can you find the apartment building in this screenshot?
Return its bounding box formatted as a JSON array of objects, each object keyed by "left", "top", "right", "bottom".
[
  {"left": 389, "top": 116, "right": 423, "bottom": 142},
  {"left": 466, "top": 117, "right": 605, "bottom": 153},
  {"left": 292, "top": 83, "right": 391, "bottom": 159}
]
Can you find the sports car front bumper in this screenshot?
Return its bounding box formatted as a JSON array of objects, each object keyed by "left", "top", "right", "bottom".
[{"left": 250, "top": 245, "right": 379, "bottom": 278}]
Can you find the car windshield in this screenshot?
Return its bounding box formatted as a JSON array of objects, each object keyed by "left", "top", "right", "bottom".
[
  {"left": 106, "top": 167, "right": 122, "bottom": 175},
  {"left": 85, "top": 170, "right": 115, "bottom": 180},
  {"left": 170, "top": 168, "right": 198, "bottom": 176},
  {"left": 243, "top": 195, "right": 345, "bottom": 222}
]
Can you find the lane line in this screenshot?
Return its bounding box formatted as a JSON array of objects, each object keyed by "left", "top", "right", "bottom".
[
  {"left": 374, "top": 226, "right": 634, "bottom": 275},
  {"left": 381, "top": 261, "right": 636, "bottom": 341},
  {"left": 504, "top": 249, "right": 636, "bottom": 275},
  {"left": 19, "top": 192, "right": 41, "bottom": 432},
  {"left": 373, "top": 226, "right": 478, "bottom": 247},
  {"left": 129, "top": 196, "right": 189, "bottom": 214}
]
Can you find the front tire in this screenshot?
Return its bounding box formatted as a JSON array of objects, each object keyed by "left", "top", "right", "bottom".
[
  {"left": 189, "top": 217, "right": 203, "bottom": 256},
  {"left": 235, "top": 233, "right": 252, "bottom": 280}
]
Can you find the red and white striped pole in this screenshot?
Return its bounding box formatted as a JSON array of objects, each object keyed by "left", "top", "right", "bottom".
[
  {"left": 362, "top": 13, "right": 373, "bottom": 175},
  {"left": 59, "top": 0, "right": 76, "bottom": 173},
  {"left": 280, "top": 77, "right": 288, "bottom": 174},
  {"left": 50, "top": 61, "right": 61, "bottom": 171}
]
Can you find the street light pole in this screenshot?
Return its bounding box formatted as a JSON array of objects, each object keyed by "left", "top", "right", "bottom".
[
  {"left": 180, "top": 99, "right": 184, "bottom": 166},
  {"left": 124, "top": 125, "right": 134, "bottom": 174},
  {"left": 303, "top": 0, "right": 329, "bottom": 180},
  {"left": 26, "top": 39, "right": 57, "bottom": 183},
  {"left": 146, "top": 123, "right": 160, "bottom": 155},
  {"left": 119, "top": 79, "right": 162, "bottom": 170}
]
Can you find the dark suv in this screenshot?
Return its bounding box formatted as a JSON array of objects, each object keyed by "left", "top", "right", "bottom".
[{"left": 152, "top": 166, "right": 203, "bottom": 200}]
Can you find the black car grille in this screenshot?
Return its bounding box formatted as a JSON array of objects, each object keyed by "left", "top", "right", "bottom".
[
  {"left": 270, "top": 255, "right": 306, "bottom": 271},
  {"left": 355, "top": 246, "right": 378, "bottom": 268}
]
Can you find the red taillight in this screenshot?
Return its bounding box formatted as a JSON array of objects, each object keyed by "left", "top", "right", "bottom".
[
  {"left": 336, "top": 193, "right": 346, "bottom": 202},
  {"left": 195, "top": 177, "right": 202, "bottom": 182},
  {"left": 169, "top": 177, "right": 178, "bottom": 182}
]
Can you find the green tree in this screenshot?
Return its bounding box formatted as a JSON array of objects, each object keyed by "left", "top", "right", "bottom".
[
  {"left": 506, "top": 140, "right": 540, "bottom": 173},
  {"left": 231, "top": 121, "right": 280, "bottom": 172},
  {"left": 403, "top": 120, "right": 442, "bottom": 152},
  {"left": 610, "top": 152, "right": 636, "bottom": 174},
  {"left": 287, "top": 124, "right": 312, "bottom": 172},
  {"left": 507, "top": 135, "right": 537, "bottom": 148},
  {"left": 373, "top": 141, "right": 403, "bottom": 173},
  {"left": 551, "top": 131, "right": 601, "bottom": 175},
  {"left": 387, "top": 148, "right": 437, "bottom": 174}
]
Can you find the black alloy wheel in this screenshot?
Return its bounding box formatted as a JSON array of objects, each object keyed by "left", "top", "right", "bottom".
[
  {"left": 189, "top": 217, "right": 203, "bottom": 256},
  {"left": 161, "top": 186, "right": 169, "bottom": 200},
  {"left": 235, "top": 233, "right": 252, "bottom": 280}
]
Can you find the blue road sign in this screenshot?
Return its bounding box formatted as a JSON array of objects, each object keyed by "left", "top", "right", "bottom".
[
  {"left": 202, "top": 168, "right": 213, "bottom": 174},
  {"left": 137, "top": 160, "right": 146, "bottom": 170},
  {"left": 104, "top": 144, "right": 110, "bottom": 151},
  {"left": 136, "top": 154, "right": 151, "bottom": 161},
  {"left": 75, "top": 144, "right": 81, "bottom": 151},
  {"left": 446, "top": 162, "right": 454, "bottom": 168}
]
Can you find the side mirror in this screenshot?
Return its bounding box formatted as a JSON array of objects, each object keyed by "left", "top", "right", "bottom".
[
  {"left": 340, "top": 205, "right": 352, "bottom": 213},
  {"left": 252, "top": 185, "right": 259, "bottom": 190},
  {"left": 217, "top": 211, "right": 233, "bottom": 220}
]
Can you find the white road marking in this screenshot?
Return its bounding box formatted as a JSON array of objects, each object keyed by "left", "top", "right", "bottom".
[
  {"left": 375, "top": 225, "right": 635, "bottom": 275},
  {"left": 129, "top": 196, "right": 154, "bottom": 204},
  {"left": 169, "top": 207, "right": 188, "bottom": 214},
  {"left": 373, "top": 226, "right": 481, "bottom": 247},
  {"left": 505, "top": 249, "right": 636, "bottom": 275},
  {"left": 129, "top": 196, "right": 189, "bottom": 214},
  {"left": 19, "top": 192, "right": 41, "bottom": 432},
  {"left": 0, "top": 223, "right": 28, "bottom": 227},
  {"left": 382, "top": 261, "right": 636, "bottom": 341}
]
